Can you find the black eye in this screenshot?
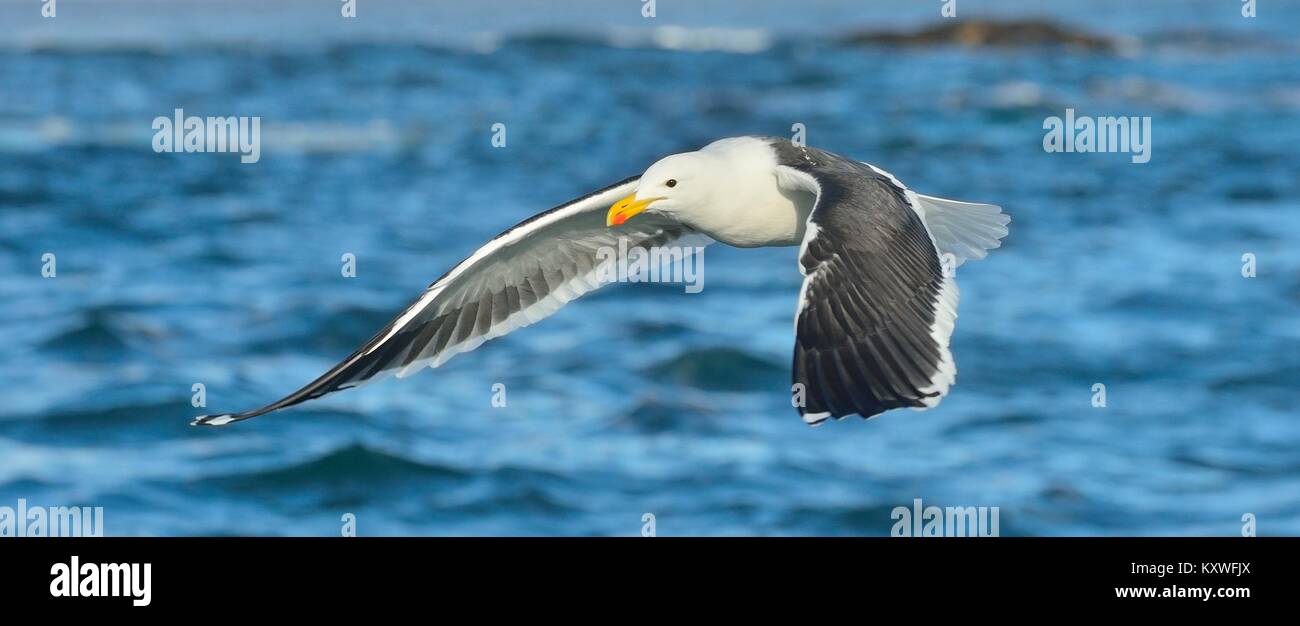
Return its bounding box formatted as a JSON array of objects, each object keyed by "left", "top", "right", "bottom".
[{"left": 665, "top": 179, "right": 677, "bottom": 188}]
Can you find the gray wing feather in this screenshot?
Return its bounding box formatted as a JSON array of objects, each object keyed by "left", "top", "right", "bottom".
[{"left": 194, "top": 176, "right": 707, "bottom": 426}]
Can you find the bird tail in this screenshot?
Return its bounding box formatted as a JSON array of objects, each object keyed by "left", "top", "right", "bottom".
[{"left": 913, "top": 194, "right": 1010, "bottom": 268}]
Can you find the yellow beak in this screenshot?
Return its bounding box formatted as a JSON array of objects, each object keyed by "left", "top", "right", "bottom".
[{"left": 607, "top": 193, "right": 662, "bottom": 227}]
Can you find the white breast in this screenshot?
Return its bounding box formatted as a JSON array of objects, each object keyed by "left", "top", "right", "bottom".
[{"left": 689, "top": 138, "right": 816, "bottom": 248}]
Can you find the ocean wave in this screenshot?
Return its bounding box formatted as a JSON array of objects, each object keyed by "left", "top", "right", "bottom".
[
  {"left": 1171, "top": 448, "right": 1300, "bottom": 477},
  {"left": 607, "top": 396, "right": 723, "bottom": 434},
  {"left": 37, "top": 310, "right": 134, "bottom": 360},
  {"left": 195, "top": 443, "right": 470, "bottom": 492},
  {"left": 0, "top": 400, "right": 187, "bottom": 446},
  {"left": 244, "top": 305, "right": 401, "bottom": 356},
  {"left": 438, "top": 484, "right": 576, "bottom": 516},
  {"left": 646, "top": 346, "right": 786, "bottom": 392},
  {"left": 777, "top": 503, "right": 909, "bottom": 536}
]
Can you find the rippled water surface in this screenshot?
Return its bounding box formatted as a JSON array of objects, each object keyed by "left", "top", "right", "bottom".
[{"left": 1, "top": 0, "right": 1298, "bottom": 535}]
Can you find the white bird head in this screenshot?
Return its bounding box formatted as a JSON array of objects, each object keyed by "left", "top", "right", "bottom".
[
  {"left": 606, "top": 137, "right": 805, "bottom": 248},
  {"left": 606, "top": 151, "right": 722, "bottom": 227}
]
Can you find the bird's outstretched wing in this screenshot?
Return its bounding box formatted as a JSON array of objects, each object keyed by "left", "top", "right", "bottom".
[
  {"left": 194, "top": 176, "right": 707, "bottom": 426},
  {"left": 773, "top": 145, "right": 1007, "bottom": 425}
]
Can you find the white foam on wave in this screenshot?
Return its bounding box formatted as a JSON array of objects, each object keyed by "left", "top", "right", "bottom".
[{"left": 606, "top": 26, "right": 774, "bottom": 54}]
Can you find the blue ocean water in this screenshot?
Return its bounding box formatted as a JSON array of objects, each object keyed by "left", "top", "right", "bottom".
[{"left": 1, "top": 0, "right": 1298, "bottom": 536}]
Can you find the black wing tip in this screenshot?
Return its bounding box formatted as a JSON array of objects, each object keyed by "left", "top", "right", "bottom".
[
  {"left": 797, "top": 402, "right": 894, "bottom": 427},
  {"left": 190, "top": 413, "right": 244, "bottom": 427}
]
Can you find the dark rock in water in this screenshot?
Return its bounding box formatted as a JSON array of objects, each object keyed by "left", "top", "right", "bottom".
[{"left": 843, "top": 19, "right": 1118, "bottom": 53}]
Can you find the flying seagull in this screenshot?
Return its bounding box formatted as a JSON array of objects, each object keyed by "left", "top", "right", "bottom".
[{"left": 193, "top": 136, "right": 1008, "bottom": 427}]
